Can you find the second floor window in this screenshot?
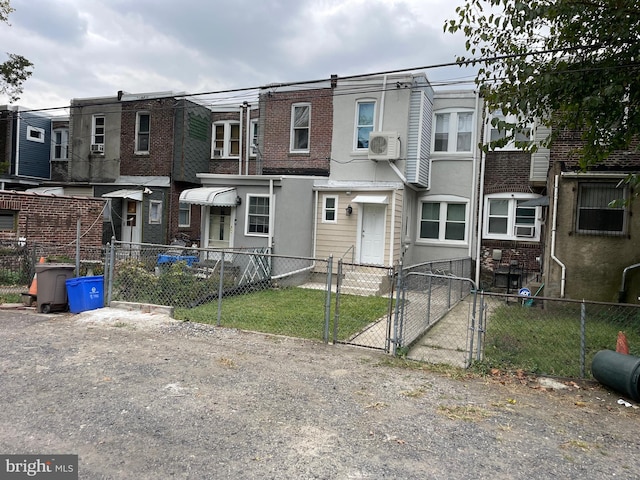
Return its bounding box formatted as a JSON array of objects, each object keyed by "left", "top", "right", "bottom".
[
  {"left": 52, "top": 128, "right": 69, "bottom": 160},
  {"left": 213, "top": 122, "right": 240, "bottom": 157},
  {"left": 355, "top": 100, "right": 375, "bottom": 149},
  {"left": 250, "top": 119, "right": 259, "bottom": 157},
  {"left": 291, "top": 104, "right": 310, "bottom": 152},
  {"left": 136, "top": 112, "right": 150, "bottom": 153},
  {"left": 93, "top": 115, "right": 105, "bottom": 145},
  {"left": 434, "top": 111, "right": 473, "bottom": 152}
]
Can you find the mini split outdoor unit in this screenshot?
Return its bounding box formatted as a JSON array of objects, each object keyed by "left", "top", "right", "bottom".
[{"left": 368, "top": 132, "right": 400, "bottom": 161}]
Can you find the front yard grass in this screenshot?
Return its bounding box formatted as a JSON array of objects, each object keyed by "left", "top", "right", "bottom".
[{"left": 174, "top": 287, "right": 392, "bottom": 341}]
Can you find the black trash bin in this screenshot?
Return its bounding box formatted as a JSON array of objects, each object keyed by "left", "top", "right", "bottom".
[
  {"left": 35, "top": 263, "right": 76, "bottom": 314},
  {"left": 591, "top": 350, "right": 640, "bottom": 402}
]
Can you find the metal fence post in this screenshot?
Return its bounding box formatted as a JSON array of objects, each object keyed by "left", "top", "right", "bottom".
[
  {"left": 217, "top": 252, "right": 225, "bottom": 327},
  {"left": 107, "top": 237, "right": 116, "bottom": 306},
  {"left": 392, "top": 264, "right": 404, "bottom": 355},
  {"left": 323, "top": 256, "right": 333, "bottom": 344},
  {"left": 333, "top": 259, "right": 342, "bottom": 344},
  {"left": 581, "top": 301, "right": 586, "bottom": 378}
]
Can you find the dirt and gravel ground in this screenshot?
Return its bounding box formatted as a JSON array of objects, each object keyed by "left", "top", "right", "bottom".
[{"left": 0, "top": 307, "right": 638, "bottom": 479}]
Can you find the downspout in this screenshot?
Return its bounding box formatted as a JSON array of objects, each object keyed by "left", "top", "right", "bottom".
[
  {"left": 268, "top": 178, "right": 274, "bottom": 253},
  {"left": 244, "top": 102, "right": 251, "bottom": 176},
  {"left": 238, "top": 105, "right": 244, "bottom": 175},
  {"left": 619, "top": 263, "right": 640, "bottom": 302},
  {"left": 474, "top": 92, "right": 486, "bottom": 287},
  {"left": 550, "top": 174, "right": 567, "bottom": 297},
  {"left": 378, "top": 75, "right": 387, "bottom": 131},
  {"left": 312, "top": 190, "right": 319, "bottom": 258},
  {"left": 389, "top": 190, "right": 396, "bottom": 266}
]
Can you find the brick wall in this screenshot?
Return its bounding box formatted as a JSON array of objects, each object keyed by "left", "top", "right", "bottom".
[
  {"left": 260, "top": 89, "right": 332, "bottom": 176},
  {"left": 120, "top": 98, "right": 175, "bottom": 176},
  {"left": 484, "top": 151, "right": 537, "bottom": 194},
  {"left": 0, "top": 191, "right": 104, "bottom": 247}
]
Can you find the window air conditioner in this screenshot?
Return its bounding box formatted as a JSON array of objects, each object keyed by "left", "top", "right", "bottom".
[
  {"left": 213, "top": 148, "right": 223, "bottom": 158},
  {"left": 90, "top": 144, "right": 104, "bottom": 154},
  {"left": 515, "top": 225, "right": 535, "bottom": 238},
  {"left": 368, "top": 132, "right": 400, "bottom": 161}
]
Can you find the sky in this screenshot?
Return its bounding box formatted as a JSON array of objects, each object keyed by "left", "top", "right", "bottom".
[{"left": 0, "top": 0, "right": 477, "bottom": 112}]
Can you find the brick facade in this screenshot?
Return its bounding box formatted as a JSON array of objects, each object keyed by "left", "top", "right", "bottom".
[
  {"left": 119, "top": 98, "right": 175, "bottom": 176},
  {"left": 259, "top": 89, "right": 332, "bottom": 176},
  {"left": 0, "top": 191, "right": 103, "bottom": 247}
]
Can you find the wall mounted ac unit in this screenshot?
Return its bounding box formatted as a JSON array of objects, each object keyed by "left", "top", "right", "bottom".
[
  {"left": 368, "top": 132, "right": 400, "bottom": 161},
  {"left": 90, "top": 143, "right": 104, "bottom": 154},
  {"left": 212, "top": 148, "right": 223, "bottom": 158},
  {"left": 515, "top": 225, "right": 535, "bottom": 238}
]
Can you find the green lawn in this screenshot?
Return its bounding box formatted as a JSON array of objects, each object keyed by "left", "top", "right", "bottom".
[
  {"left": 175, "top": 287, "right": 392, "bottom": 341},
  {"left": 481, "top": 303, "right": 640, "bottom": 377}
]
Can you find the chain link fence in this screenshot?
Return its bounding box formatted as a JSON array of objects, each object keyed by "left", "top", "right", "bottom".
[{"left": 476, "top": 293, "right": 640, "bottom": 378}]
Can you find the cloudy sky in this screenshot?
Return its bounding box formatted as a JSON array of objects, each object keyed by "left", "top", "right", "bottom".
[{"left": 0, "top": 0, "right": 477, "bottom": 112}]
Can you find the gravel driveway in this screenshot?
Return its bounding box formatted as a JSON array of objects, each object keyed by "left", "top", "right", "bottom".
[{"left": 0, "top": 307, "right": 638, "bottom": 479}]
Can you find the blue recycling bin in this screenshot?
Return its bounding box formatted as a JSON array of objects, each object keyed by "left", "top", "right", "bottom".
[{"left": 65, "top": 276, "right": 104, "bottom": 313}]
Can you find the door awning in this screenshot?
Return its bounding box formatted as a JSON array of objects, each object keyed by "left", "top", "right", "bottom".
[
  {"left": 179, "top": 187, "right": 238, "bottom": 206},
  {"left": 350, "top": 195, "right": 388, "bottom": 204},
  {"left": 102, "top": 189, "right": 143, "bottom": 201}
]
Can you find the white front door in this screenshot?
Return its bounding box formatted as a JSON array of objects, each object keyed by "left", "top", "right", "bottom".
[
  {"left": 208, "top": 206, "right": 233, "bottom": 249},
  {"left": 359, "top": 204, "right": 386, "bottom": 265},
  {"left": 122, "top": 199, "right": 142, "bottom": 244}
]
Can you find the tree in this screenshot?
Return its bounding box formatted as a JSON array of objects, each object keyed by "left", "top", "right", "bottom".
[
  {"left": 445, "top": 0, "right": 640, "bottom": 169},
  {"left": 1, "top": 0, "right": 33, "bottom": 102}
]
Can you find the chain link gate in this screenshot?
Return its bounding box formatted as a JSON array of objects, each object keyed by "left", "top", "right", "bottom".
[{"left": 395, "top": 270, "right": 479, "bottom": 368}]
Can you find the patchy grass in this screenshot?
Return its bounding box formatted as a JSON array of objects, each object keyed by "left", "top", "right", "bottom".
[
  {"left": 437, "top": 404, "right": 492, "bottom": 422},
  {"left": 174, "top": 287, "right": 391, "bottom": 342}
]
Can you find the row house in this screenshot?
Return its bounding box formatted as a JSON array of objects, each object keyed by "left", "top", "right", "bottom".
[{"left": 542, "top": 133, "right": 640, "bottom": 303}]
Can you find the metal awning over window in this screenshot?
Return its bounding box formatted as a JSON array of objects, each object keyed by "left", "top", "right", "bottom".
[
  {"left": 179, "top": 187, "right": 237, "bottom": 206},
  {"left": 102, "top": 189, "right": 143, "bottom": 201},
  {"left": 518, "top": 196, "right": 549, "bottom": 207},
  {"left": 350, "top": 195, "right": 388, "bottom": 204}
]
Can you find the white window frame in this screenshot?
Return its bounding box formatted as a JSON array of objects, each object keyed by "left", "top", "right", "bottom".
[
  {"left": 245, "top": 194, "right": 270, "bottom": 237},
  {"left": 433, "top": 109, "right": 474, "bottom": 153},
  {"left": 322, "top": 195, "right": 338, "bottom": 224},
  {"left": 52, "top": 128, "right": 69, "bottom": 160},
  {"left": 354, "top": 99, "right": 376, "bottom": 151},
  {"left": 290, "top": 103, "right": 310, "bottom": 153},
  {"left": 212, "top": 121, "right": 240, "bottom": 158},
  {"left": 178, "top": 202, "right": 191, "bottom": 227},
  {"left": 417, "top": 195, "right": 469, "bottom": 244},
  {"left": 149, "top": 200, "right": 162, "bottom": 224},
  {"left": 135, "top": 111, "right": 150, "bottom": 154},
  {"left": 26, "top": 125, "right": 45, "bottom": 143},
  {"left": 576, "top": 182, "right": 627, "bottom": 236},
  {"left": 483, "top": 193, "right": 542, "bottom": 241},
  {"left": 488, "top": 111, "right": 532, "bottom": 151},
  {"left": 249, "top": 119, "right": 259, "bottom": 157},
  {"left": 92, "top": 114, "right": 105, "bottom": 145}
]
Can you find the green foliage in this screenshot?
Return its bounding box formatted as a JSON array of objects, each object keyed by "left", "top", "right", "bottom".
[
  {"left": 113, "top": 259, "right": 158, "bottom": 304},
  {"left": 446, "top": 0, "right": 640, "bottom": 168},
  {"left": 0, "top": 268, "right": 22, "bottom": 285},
  {"left": 1, "top": 1, "right": 33, "bottom": 102}
]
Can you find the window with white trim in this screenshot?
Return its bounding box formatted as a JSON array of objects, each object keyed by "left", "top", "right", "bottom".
[
  {"left": 576, "top": 182, "right": 627, "bottom": 235},
  {"left": 484, "top": 194, "right": 542, "bottom": 241},
  {"left": 135, "top": 112, "right": 150, "bottom": 153},
  {"left": 26, "top": 125, "right": 45, "bottom": 143},
  {"left": 433, "top": 110, "right": 474, "bottom": 152},
  {"left": 178, "top": 202, "right": 191, "bottom": 227},
  {"left": 149, "top": 200, "right": 162, "bottom": 224},
  {"left": 322, "top": 195, "right": 338, "bottom": 223},
  {"left": 489, "top": 111, "right": 531, "bottom": 150},
  {"left": 418, "top": 196, "right": 468, "bottom": 242},
  {"left": 52, "top": 128, "right": 69, "bottom": 160},
  {"left": 290, "top": 103, "right": 310, "bottom": 152},
  {"left": 355, "top": 100, "right": 375, "bottom": 150},
  {"left": 246, "top": 195, "right": 270, "bottom": 236},
  {"left": 92, "top": 115, "right": 105, "bottom": 145},
  {"left": 212, "top": 121, "right": 240, "bottom": 157}
]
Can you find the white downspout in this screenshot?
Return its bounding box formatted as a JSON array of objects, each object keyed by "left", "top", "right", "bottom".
[
  {"left": 238, "top": 106, "right": 244, "bottom": 175},
  {"left": 268, "top": 178, "right": 274, "bottom": 253},
  {"left": 550, "top": 174, "right": 566, "bottom": 297},
  {"left": 378, "top": 75, "right": 387, "bottom": 131},
  {"left": 474, "top": 92, "right": 486, "bottom": 287},
  {"left": 389, "top": 191, "right": 396, "bottom": 266},
  {"left": 245, "top": 104, "right": 251, "bottom": 176},
  {"left": 312, "top": 190, "right": 319, "bottom": 258}
]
